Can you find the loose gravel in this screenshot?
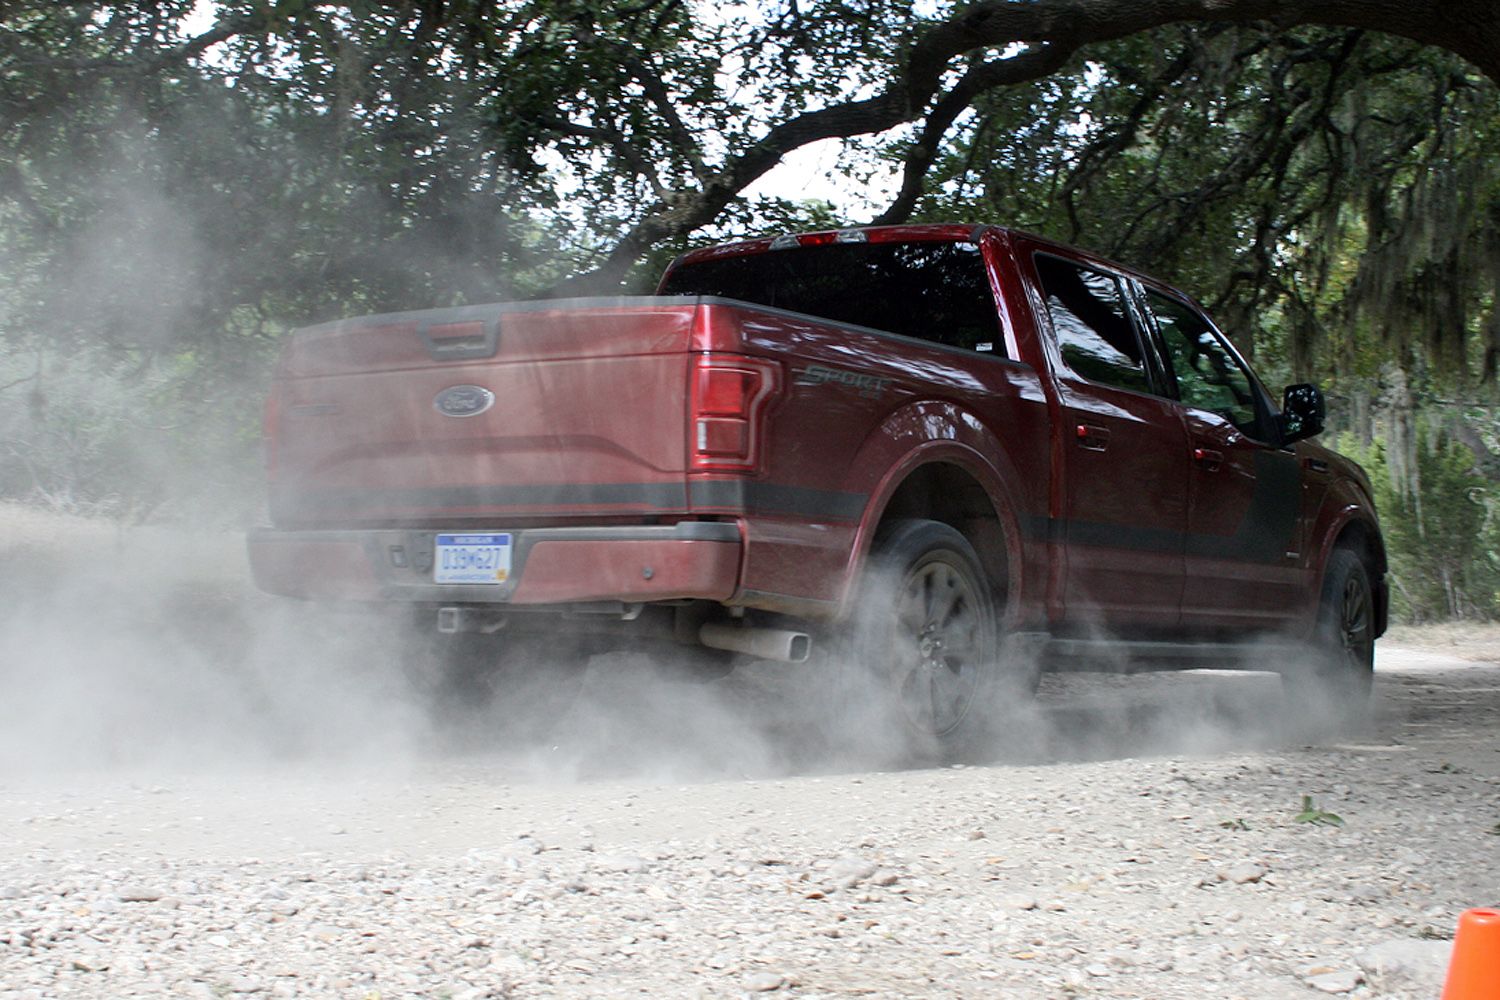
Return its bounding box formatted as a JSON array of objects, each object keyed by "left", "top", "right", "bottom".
[
  {"left": 2, "top": 644, "right": 1497, "bottom": 999},
  {"left": 0, "top": 512, "right": 1495, "bottom": 998}
]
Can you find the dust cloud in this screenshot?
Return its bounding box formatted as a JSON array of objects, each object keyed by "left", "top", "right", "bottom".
[
  {"left": 0, "top": 509, "right": 427, "bottom": 774},
  {"left": 0, "top": 118, "right": 1356, "bottom": 788},
  {"left": 0, "top": 502, "right": 1351, "bottom": 786}
]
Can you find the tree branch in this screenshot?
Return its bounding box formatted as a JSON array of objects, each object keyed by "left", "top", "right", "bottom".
[
  {"left": 551, "top": 0, "right": 1500, "bottom": 293},
  {"left": 611, "top": 48, "right": 711, "bottom": 183},
  {"left": 541, "top": 114, "right": 672, "bottom": 200},
  {"left": 872, "top": 42, "right": 1076, "bottom": 226}
]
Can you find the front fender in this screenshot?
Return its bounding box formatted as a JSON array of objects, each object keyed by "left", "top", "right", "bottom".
[{"left": 1309, "top": 482, "right": 1388, "bottom": 637}]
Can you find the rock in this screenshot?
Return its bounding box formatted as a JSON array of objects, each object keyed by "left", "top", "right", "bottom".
[
  {"left": 0, "top": 885, "right": 22, "bottom": 900},
  {"left": 1220, "top": 862, "right": 1266, "bottom": 885},
  {"left": 116, "top": 885, "right": 164, "bottom": 902},
  {"left": 227, "top": 974, "right": 267, "bottom": 993},
  {"left": 744, "top": 971, "right": 785, "bottom": 992},
  {"left": 1305, "top": 969, "right": 1362, "bottom": 994},
  {"left": 1085, "top": 963, "right": 1111, "bottom": 977},
  {"left": 1355, "top": 938, "right": 1452, "bottom": 991},
  {"left": 827, "top": 857, "right": 878, "bottom": 888},
  {"left": 1000, "top": 895, "right": 1038, "bottom": 911},
  {"left": 594, "top": 855, "right": 649, "bottom": 874}
]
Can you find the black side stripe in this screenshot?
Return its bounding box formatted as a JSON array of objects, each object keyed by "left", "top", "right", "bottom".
[
  {"left": 689, "top": 481, "right": 867, "bottom": 520},
  {"left": 271, "top": 481, "right": 869, "bottom": 521},
  {"left": 1023, "top": 451, "right": 1302, "bottom": 565}
]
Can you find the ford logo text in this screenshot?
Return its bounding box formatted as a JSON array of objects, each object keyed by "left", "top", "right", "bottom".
[{"left": 433, "top": 385, "right": 495, "bottom": 418}]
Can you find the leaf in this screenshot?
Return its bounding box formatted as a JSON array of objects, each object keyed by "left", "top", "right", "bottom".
[{"left": 1293, "top": 795, "right": 1344, "bottom": 827}]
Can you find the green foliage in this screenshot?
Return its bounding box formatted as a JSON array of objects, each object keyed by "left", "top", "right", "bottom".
[
  {"left": 1337, "top": 428, "right": 1500, "bottom": 620},
  {"left": 1293, "top": 795, "right": 1344, "bottom": 827},
  {"left": 0, "top": 345, "right": 269, "bottom": 524},
  {"left": 910, "top": 26, "right": 1500, "bottom": 388}
]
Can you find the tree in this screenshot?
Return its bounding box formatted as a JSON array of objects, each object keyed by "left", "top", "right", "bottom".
[
  {"left": 6, "top": 3, "right": 1499, "bottom": 304},
  {"left": 2, "top": 1, "right": 1498, "bottom": 552}
]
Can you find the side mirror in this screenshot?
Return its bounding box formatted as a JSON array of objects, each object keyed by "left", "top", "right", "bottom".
[{"left": 1280, "top": 383, "right": 1325, "bottom": 444}]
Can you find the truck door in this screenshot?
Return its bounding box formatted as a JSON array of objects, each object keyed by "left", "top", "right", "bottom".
[
  {"left": 1030, "top": 253, "right": 1188, "bottom": 629},
  {"left": 1140, "top": 289, "right": 1306, "bottom": 630}
]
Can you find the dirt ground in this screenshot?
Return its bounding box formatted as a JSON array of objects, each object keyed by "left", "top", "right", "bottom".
[{"left": 0, "top": 506, "right": 1496, "bottom": 998}]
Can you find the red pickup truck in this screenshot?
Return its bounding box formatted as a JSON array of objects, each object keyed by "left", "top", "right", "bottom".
[{"left": 248, "top": 224, "right": 1387, "bottom": 753}]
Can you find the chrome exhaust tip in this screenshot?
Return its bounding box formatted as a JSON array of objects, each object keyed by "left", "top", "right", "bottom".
[{"left": 699, "top": 623, "right": 811, "bottom": 663}]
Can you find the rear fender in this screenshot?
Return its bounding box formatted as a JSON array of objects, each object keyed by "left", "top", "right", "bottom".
[{"left": 835, "top": 400, "right": 1034, "bottom": 623}]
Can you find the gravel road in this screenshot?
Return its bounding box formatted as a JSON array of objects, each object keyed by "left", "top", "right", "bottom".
[{"left": 1, "top": 512, "right": 1497, "bottom": 998}]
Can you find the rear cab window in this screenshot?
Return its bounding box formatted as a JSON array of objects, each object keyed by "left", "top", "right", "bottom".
[{"left": 659, "top": 240, "right": 1006, "bottom": 358}]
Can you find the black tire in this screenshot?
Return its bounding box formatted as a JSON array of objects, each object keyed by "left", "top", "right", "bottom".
[
  {"left": 1284, "top": 547, "right": 1375, "bottom": 712},
  {"left": 838, "top": 519, "right": 1027, "bottom": 762}
]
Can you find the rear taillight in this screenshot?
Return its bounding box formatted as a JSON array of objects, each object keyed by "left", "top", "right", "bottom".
[{"left": 690, "top": 354, "right": 779, "bottom": 472}]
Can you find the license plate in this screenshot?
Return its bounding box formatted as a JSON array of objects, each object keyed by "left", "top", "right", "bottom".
[{"left": 433, "top": 533, "right": 512, "bottom": 585}]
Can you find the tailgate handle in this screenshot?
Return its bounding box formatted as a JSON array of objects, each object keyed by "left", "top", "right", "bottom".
[
  {"left": 419, "top": 317, "right": 501, "bottom": 361},
  {"left": 1193, "top": 447, "right": 1224, "bottom": 471}
]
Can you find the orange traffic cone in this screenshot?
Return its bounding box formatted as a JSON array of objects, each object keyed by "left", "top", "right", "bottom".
[{"left": 1441, "top": 908, "right": 1500, "bottom": 999}]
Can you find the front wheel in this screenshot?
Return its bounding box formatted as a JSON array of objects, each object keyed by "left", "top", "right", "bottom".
[{"left": 1283, "top": 548, "right": 1375, "bottom": 715}]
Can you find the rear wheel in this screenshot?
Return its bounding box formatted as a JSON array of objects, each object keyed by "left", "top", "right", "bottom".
[
  {"left": 841, "top": 519, "right": 1028, "bottom": 762},
  {"left": 1284, "top": 548, "right": 1375, "bottom": 714}
]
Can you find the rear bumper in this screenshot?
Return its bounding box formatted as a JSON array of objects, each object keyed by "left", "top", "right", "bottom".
[{"left": 247, "top": 522, "right": 742, "bottom": 605}]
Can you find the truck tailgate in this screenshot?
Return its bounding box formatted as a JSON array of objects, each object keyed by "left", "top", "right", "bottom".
[{"left": 268, "top": 298, "right": 698, "bottom": 526}]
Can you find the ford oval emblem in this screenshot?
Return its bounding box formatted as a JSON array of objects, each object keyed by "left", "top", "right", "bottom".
[{"left": 434, "top": 385, "right": 495, "bottom": 418}]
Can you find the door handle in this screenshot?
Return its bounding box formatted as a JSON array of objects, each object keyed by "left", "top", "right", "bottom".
[
  {"left": 1193, "top": 447, "right": 1224, "bottom": 471},
  {"left": 1075, "top": 424, "right": 1110, "bottom": 451}
]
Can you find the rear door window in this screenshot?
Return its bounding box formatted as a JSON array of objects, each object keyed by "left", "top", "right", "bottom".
[
  {"left": 1033, "top": 255, "right": 1152, "bottom": 394},
  {"left": 659, "top": 240, "right": 1005, "bottom": 356}
]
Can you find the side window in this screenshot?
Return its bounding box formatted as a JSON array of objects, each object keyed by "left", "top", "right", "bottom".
[
  {"left": 1147, "top": 291, "right": 1259, "bottom": 432},
  {"left": 1034, "top": 255, "right": 1151, "bottom": 394}
]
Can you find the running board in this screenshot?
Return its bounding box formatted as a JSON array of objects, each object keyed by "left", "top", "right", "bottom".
[{"left": 1009, "top": 633, "right": 1304, "bottom": 674}]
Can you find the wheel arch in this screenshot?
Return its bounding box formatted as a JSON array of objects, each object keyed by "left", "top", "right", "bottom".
[
  {"left": 1323, "top": 512, "right": 1389, "bottom": 638},
  {"left": 831, "top": 395, "right": 1048, "bottom": 626},
  {"left": 847, "top": 450, "right": 1024, "bottom": 625},
  {"left": 880, "top": 461, "right": 1011, "bottom": 595}
]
